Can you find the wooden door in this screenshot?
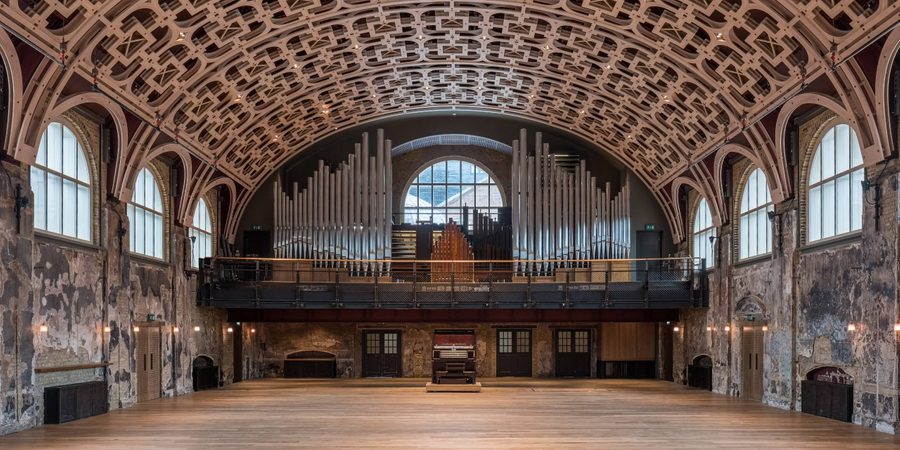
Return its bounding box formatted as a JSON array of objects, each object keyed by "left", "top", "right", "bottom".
[
  {"left": 555, "top": 329, "right": 591, "bottom": 377},
  {"left": 742, "top": 326, "right": 764, "bottom": 401},
  {"left": 136, "top": 326, "right": 161, "bottom": 402},
  {"left": 497, "top": 329, "right": 532, "bottom": 377},
  {"left": 362, "top": 331, "right": 402, "bottom": 377}
]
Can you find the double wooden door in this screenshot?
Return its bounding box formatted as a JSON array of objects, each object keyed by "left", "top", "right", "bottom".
[
  {"left": 136, "top": 326, "right": 161, "bottom": 402},
  {"left": 362, "top": 330, "right": 402, "bottom": 377},
  {"left": 497, "top": 329, "right": 532, "bottom": 377},
  {"left": 555, "top": 329, "right": 591, "bottom": 377},
  {"left": 742, "top": 326, "right": 764, "bottom": 401}
]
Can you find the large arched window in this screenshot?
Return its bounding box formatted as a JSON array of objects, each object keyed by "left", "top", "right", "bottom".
[
  {"left": 738, "top": 168, "right": 773, "bottom": 259},
  {"left": 189, "top": 197, "right": 213, "bottom": 268},
  {"left": 807, "top": 123, "right": 864, "bottom": 243},
  {"left": 128, "top": 167, "right": 165, "bottom": 259},
  {"left": 692, "top": 198, "right": 715, "bottom": 267},
  {"left": 31, "top": 122, "right": 92, "bottom": 241},
  {"left": 404, "top": 159, "right": 502, "bottom": 227}
]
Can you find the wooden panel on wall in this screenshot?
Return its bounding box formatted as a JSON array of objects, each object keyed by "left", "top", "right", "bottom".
[{"left": 600, "top": 322, "right": 656, "bottom": 361}]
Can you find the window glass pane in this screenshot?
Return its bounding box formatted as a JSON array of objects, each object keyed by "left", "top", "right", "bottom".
[
  {"left": 739, "top": 215, "right": 748, "bottom": 259},
  {"left": 127, "top": 204, "right": 136, "bottom": 252},
  {"left": 405, "top": 159, "right": 501, "bottom": 229},
  {"left": 153, "top": 183, "right": 163, "bottom": 213},
  {"left": 62, "top": 126, "right": 77, "bottom": 177},
  {"left": 756, "top": 209, "right": 767, "bottom": 255},
  {"left": 62, "top": 179, "right": 76, "bottom": 237},
  {"left": 47, "top": 122, "right": 62, "bottom": 172},
  {"left": 822, "top": 180, "right": 835, "bottom": 238},
  {"left": 37, "top": 131, "right": 47, "bottom": 166},
  {"left": 145, "top": 172, "right": 155, "bottom": 211},
  {"left": 47, "top": 173, "right": 61, "bottom": 233},
  {"left": 76, "top": 144, "right": 90, "bottom": 183},
  {"left": 821, "top": 128, "right": 835, "bottom": 179},
  {"left": 460, "top": 161, "right": 475, "bottom": 183},
  {"left": 77, "top": 184, "right": 90, "bottom": 241},
  {"left": 135, "top": 207, "right": 145, "bottom": 254},
  {"left": 835, "top": 174, "right": 850, "bottom": 235},
  {"left": 809, "top": 185, "right": 821, "bottom": 241},
  {"left": 850, "top": 128, "right": 862, "bottom": 167},
  {"left": 134, "top": 169, "right": 145, "bottom": 205},
  {"left": 32, "top": 167, "right": 47, "bottom": 231},
  {"left": 809, "top": 144, "right": 822, "bottom": 184},
  {"left": 756, "top": 171, "right": 766, "bottom": 208},
  {"left": 740, "top": 186, "right": 749, "bottom": 213},
  {"left": 154, "top": 212, "right": 163, "bottom": 258},
  {"left": 835, "top": 124, "right": 850, "bottom": 173},
  {"left": 748, "top": 212, "right": 757, "bottom": 256}
]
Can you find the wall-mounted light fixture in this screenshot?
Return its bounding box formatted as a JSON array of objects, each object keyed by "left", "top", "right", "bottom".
[
  {"left": 14, "top": 184, "right": 29, "bottom": 234},
  {"left": 847, "top": 324, "right": 857, "bottom": 332},
  {"left": 103, "top": 326, "right": 111, "bottom": 333},
  {"left": 706, "top": 326, "right": 713, "bottom": 332},
  {"left": 762, "top": 326, "right": 769, "bottom": 332},
  {"left": 194, "top": 326, "right": 201, "bottom": 332},
  {"left": 894, "top": 324, "right": 900, "bottom": 332},
  {"left": 39, "top": 325, "right": 48, "bottom": 333},
  {"left": 133, "top": 326, "right": 140, "bottom": 333},
  {"left": 227, "top": 327, "right": 233, "bottom": 333},
  {"left": 724, "top": 325, "right": 731, "bottom": 332},
  {"left": 767, "top": 210, "right": 782, "bottom": 253},
  {"left": 251, "top": 328, "right": 256, "bottom": 333},
  {"left": 173, "top": 327, "right": 180, "bottom": 333},
  {"left": 862, "top": 179, "right": 882, "bottom": 232},
  {"left": 673, "top": 326, "right": 680, "bottom": 332}
]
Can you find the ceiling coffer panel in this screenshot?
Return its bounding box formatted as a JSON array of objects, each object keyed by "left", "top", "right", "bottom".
[{"left": 4, "top": 0, "right": 892, "bottom": 189}]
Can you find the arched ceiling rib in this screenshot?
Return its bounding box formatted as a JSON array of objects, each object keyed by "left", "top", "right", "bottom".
[{"left": 0, "top": 0, "right": 895, "bottom": 195}]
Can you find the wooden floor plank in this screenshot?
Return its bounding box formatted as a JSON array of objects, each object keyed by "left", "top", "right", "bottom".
[{"left": 2, "top": 378, "right": 897, "bottom": 449}]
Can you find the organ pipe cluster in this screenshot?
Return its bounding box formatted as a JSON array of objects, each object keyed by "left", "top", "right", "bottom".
[
  {"left": 511, "top": 129, "right": 631, "bottom": 274},
  {"left": 273, "top": 130, "right": 393, "bottom": 270}
]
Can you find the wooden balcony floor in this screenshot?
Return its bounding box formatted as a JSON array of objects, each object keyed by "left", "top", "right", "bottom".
[{"left": 3, "top": 378, "right": 898, "bottom": 449}]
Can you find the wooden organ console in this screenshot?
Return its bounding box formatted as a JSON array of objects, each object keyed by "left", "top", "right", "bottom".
[
  {"left": 430, "top": 221, "right": 475, "bottom": 282},
  {"left": 273, "top": 130, "right": 392, "bottom": 272},
  {"left": 431, "top": 331, "right": 477, "bottom": 385},
  {"left": 510, "top": 129, "right": 631, "bottom": 274}
]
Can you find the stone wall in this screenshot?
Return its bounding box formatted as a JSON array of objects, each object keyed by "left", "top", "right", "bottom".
[
  {"left": 0, "top": 109, "right": 231, "bottom": 436},
  {"left": 675, "top": 110, "right": 900, "bottom": 433},
  {"left": 248, "top": 323, "right": 601, "bottom": 379}
]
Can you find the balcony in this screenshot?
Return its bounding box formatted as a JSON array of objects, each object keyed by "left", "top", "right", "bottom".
[{"left": 198, "top": 258, "right": 708, "bottom": 310}]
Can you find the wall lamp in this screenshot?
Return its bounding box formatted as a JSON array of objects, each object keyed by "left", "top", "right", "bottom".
[
  {"left": 673, "top": 326, "right": 680, "bottom": 332},
  {"left": 39, "top": 325, "right": 48, "bottom": 333},
  {"left": 847, "top": 324, "right": 857, "bottom": 332},
  {"left": 862, "top": 179, "right": 882, "bottom": 232},
  {"left": 194, "top": 326, "right": 201, "bottom": 332}
]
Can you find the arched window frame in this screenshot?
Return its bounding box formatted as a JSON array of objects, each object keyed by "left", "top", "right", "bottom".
[
  {"left": 31, "top": 120, "right": 94, "bottom": 242},
  {"left": 189, "top": 195, "right": 215, "bottom": 268},
  {"left": 803, "top": 121, "right": 864, "bottom": 244},
  {"left": 736, "top": 167, "right": 774, "bottom": 260},
  {"left": 128, "top": 165, "right": 167, "bottom": 260},
  {"left": 692, "top": 197, "right": 716, "bottom": 268},
  {"left": 403, "top": 157, "right": 504, "bottom": 229}
]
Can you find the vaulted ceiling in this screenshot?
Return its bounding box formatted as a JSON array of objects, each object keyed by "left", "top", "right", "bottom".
[{"left": 0, "top": 0, "right": 896, "bottom": 238}]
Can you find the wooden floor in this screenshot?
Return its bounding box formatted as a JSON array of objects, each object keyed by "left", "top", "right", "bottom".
[{"left": 3, "top": 378, "right": 899, "bottom": 449}]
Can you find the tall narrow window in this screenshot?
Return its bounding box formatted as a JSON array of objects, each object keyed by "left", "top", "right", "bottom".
[
  {"left": 807, "top": 123, "right": 864, "bottom": 243},
  {"left": 189, "top": 197, "right": 213, "bottom": 268},
  {"left": 738, "top": 168, "right": 774, "bottom": 259},
  {"left": 128, "top": 168, "right": 165, "bottom": 259},
  {"left": 404, "top": 159, "right": 502, "bottom": 229},
  {"left": 692, "top": 198, "right": 716, "bottom": 267},
  {"left": 31, "top": 122, "right": 92, "bottom": 241}
]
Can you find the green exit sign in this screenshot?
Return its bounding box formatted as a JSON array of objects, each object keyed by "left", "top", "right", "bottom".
[{"left": 645, "top": 224, "right": 655, "bottom": 231}]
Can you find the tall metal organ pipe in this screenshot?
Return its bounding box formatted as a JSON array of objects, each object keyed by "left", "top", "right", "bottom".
[
  {"left": 273, "top": 130, "right": 393, "bottom": 271},
  {"left": 511, "top": 129, "right": 631, "bottom": 275}
]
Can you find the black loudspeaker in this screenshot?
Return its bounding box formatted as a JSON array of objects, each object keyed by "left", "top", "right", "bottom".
[{"left": 242, "top": 229, "right": 271, "bottom": 257}]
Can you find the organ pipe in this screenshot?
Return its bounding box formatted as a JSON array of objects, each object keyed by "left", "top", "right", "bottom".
[
  {"left": 511, "top": 129, "right": 631, "bottom": 275},
  {"left": 273, "top": 130, "right": 393, "bottom": 272}
]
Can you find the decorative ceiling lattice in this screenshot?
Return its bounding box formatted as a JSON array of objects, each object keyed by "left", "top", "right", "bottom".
[{"left": 1, "top": 0, "right": 894, "bottom": 190}]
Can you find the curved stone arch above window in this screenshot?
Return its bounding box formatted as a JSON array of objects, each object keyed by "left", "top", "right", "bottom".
[
  {"left": 392, "top": 134, "right": 513, "bottom": 157},
  {"left": 874, "top": 27, "right": 900, "bottom": 158}
]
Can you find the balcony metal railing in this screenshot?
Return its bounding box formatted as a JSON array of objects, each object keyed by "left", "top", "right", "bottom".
[{"left": 197, "top": 257, "right": 708, "bottom": 310}]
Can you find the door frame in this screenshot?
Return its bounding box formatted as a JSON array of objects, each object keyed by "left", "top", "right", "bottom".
[
  {"left": 496, "top": 328, "right": 533, "bottom": 377},
  {"left": 553, "top": 328, "right": 592, "bottom": 378},
  {"left": 361, "top": 329, "right": 403, "bottom": 378}
]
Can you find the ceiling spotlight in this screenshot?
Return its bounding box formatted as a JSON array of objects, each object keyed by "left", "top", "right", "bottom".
[
  {"left": 417, "top": 35, "right": 423, "bottom": 40},
  {"left": 293, "top": 63, "right": 299, "bottom": 69},
  {"left": 715, "top": 32, "right": 725, "bottom": 42},
  {"left": 579, "top": 110, "right": 585, "bottom": 114},
  {"left": 605, "top": 64, "right": 612, "bottom": 70},
  {"left": 353, "top": 44, "right": 359, "bottom": 49},
  {"left": 234, "top": 94, "right": 242, "bottom": 102},
  {"left": 176, "top": 32, "right": 186, "bottom": 42},
  {"left": 544, "top": 45, "right": 550, "bottom": 50}
]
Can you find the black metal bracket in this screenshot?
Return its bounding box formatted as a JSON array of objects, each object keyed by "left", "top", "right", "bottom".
[
  {"left": 116, "top": 219, "right": 127, "bottom": 253},
  {"left": 14, "top": 183, "right": 28, "bottom": 234}
]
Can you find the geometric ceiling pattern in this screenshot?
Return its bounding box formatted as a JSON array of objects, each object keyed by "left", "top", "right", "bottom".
[{"left": 1, "top": 0, "right": 896, "bottom": 191}]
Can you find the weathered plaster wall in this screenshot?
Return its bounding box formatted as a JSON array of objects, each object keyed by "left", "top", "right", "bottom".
[
  {"left": 676, "top": 109, "right": 900, "bottom": 434},
  {"left": 0, "top": 109, "right": 232, "bottom": 436}
]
